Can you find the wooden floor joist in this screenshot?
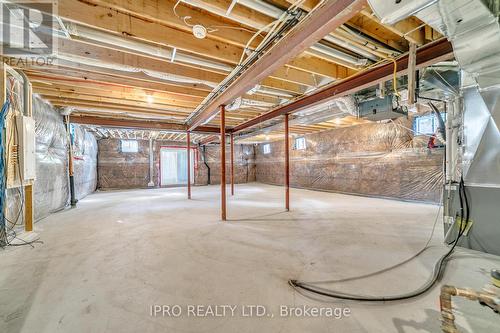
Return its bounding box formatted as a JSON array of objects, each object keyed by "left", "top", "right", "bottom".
[{"left": 188, "top": 0, "right": 367, "bottom": 130}]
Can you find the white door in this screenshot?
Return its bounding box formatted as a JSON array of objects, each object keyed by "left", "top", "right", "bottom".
[{"left": 160, "top": 148, "right": 194, "bottom": 186}]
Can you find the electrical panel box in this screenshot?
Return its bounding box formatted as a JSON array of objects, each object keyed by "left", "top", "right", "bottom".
[
  {"left": 16, "top": 116, "right": 36, "bottom": 181},
  {"left": 358, "top": 95, "right": 407, "bottom": 121}
]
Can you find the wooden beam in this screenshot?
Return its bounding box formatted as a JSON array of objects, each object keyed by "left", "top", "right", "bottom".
[
  {"left": 287, "top": 55, "right": 357, "bottom": 79},
  {"left": 57, "top": 38, "right": 225, "bottom": 84},
  {"left": 31, "top": 81, "right": 202, "bottom": 104},
  {"left": 56, "top": 0, "right": 349, "bottom": 88},
  {"left": 232, "top": 39, "right": 454, "bottom": 133},
  {"left": 24, "top": 184, "right": 33, "bottom": 232},
  {"left": 359, "top": 9, "right": 425, "bottom": 46},
  {"left": 33, "top": 83, "right": 199, "bottom": 109},
  {"left": 188, "top": 0, "right": 367, "bottom": 130},
  {"left": 53, "top": 102, "right": 190, "bottom": 119},
  {"left": 85, "top": 0, "right": 261, "bottom": 49},
  {"left": 25, "top": 70, "right": 211, "bottom": 98},
  {"left": 70, "top": 115, "right": 220, "bottom": 133},
  {"left": 55, "top": 0, "right": 243, "bottom": 64},
  {"left": 181, "top": 0, "right": 275, "bottom": 30},
  {"left": 42, "top": 92, "right": 194, "bottom": 113},
  {"left": 346, "top": 14, "right": 408, "bottom": 52}
]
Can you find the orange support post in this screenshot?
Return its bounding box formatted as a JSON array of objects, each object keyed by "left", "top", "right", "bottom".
[
  {"left": 187, "top": 131, "right": 191, "bottom": 199},
  {"left": 285, "top": 114, "right": 290, "bottom": 211},
  {"left": 220, "top": 106, "right": 227, "bottom": 221},
  {"left": 230, "top": 133, "right": 234, "bottom": 196}
]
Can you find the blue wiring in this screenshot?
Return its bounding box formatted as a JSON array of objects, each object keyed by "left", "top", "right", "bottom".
[{"left": 0, "top": 97, "right": 10, "bottom": 246}]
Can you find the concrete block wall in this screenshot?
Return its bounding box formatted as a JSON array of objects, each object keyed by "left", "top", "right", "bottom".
[
  {"left": 97, "top": 138, "right": 255, "bottom": 189},
  {"left": 255, "top": 118, "right": 444, "bottom": 203}
]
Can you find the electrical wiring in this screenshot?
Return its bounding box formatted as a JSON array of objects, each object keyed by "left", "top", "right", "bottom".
[
  {"left": 237, "top": 0, "right": 304, "bottom": 66},
  {"left": 0, "top": 77, "right": 41, "bottom": 249},
  {"left": 0, "top": 98, "right": 11, "bottom": 247},
  {"left": 289, "top": 177, "right": 470, "bottom": 302},
  {"left": 173, "top": 1, "right": 265, "bottom": 38}
]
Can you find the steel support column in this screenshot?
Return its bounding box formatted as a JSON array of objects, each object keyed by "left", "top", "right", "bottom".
[
  {"left": 285, "top": 114, "right": 290, "bottom": 211},
  {"left": 220, "top": 106, "right": 227, "bottom": 221},
  {"left": 230, "top": 133, "right": 234, "bottom": 196},
  {"left": 187, "top": 131, "right": 191, "bottom": 199}
]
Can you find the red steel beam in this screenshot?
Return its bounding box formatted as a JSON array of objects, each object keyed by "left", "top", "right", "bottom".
[
  {"left": 188, "top": 0, "right": 367, "bottom": 131},
  {"left": 187, "top": 131, "right": 191, "bottom": 199},
  {"left": 220, "top": 106, "right": 227, "bottom": 221},
  {"left": 70, "top": 115, "right": 220, "bottom": 133},
  {"left": 232, "top": 38, "right": 454, "bottom": 133},
  {"left": 285, "top": 114, "right": 290, "bottom": 211}
]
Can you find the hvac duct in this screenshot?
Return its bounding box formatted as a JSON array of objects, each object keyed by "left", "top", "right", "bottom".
[
  {"left": 238, "top": 96, "right": 358, "bottom": 140},
  {"left": 65, "top": 23, "right": 233, "bottom": 73},
  {"left": 225, "top": 97, "right": 275, "bottom": 111},
  {"left": 367, "top": 0, "right": 500, "bottom": 88},
  {"left": 56, "top": 54, "right": 218, "bottom": 88},
  {"left": 309, "top": 43, "right": 368, "bottom": 67},
  {"left": 238, "top": 0, "right": 284, "bottom": 19},
  {"left": 180, "top": 0, "right": 372, "bottom": 65},
  {"left": 368, "top": 0, "right": 500, "bottom": 254}
]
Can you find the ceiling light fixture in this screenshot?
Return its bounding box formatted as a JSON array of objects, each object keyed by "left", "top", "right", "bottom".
[{"left": 192, "top": 25, "right": 207, "bottom": 39}]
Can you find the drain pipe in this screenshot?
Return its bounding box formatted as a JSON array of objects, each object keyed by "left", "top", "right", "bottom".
[{"left": 200, "top": 144, "right": 211, "bottom": 185}]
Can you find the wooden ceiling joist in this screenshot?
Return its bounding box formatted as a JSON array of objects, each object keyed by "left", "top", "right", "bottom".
[
  {"left": 232, "top": 38, "right": 454, "bottom": 133},
  {"left": 188, "top": 0, "right": 367, "bottom": 130},
  {"left": 70, "top": 115, "right": 220, "bottom": 133}
]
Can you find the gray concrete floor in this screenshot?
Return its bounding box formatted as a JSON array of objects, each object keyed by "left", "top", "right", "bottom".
[{"left": 1, "top": 183, "right": 499, "bottom": 333}]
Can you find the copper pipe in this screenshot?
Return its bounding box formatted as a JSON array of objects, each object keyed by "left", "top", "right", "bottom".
[
  {"left": 285, "top": 113, "right": 290, "bottom": 211},
  {"left": 230, "top": 133, "right": 234, "bottom": 196},
  {"left": 220, "top": 105, "right": 227, "bottom": 221},
  {"left": 187, "top": 131, "right": 191, "bottom": 199},
  {"left": 440, "top": 285, "right": 500, "bottom": 333}
]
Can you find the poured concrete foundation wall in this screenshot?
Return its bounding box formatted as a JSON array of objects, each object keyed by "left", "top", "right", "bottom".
[
  {"left": 255, "top": 118, "right": 443, "bottom": 203},
  {"left": 98, "top": 139, "right": 255, "bottom": 189}
]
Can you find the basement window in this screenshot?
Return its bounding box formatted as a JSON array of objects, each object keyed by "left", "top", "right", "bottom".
[
  {"left": 414, "top": 113, "right": 447, "bottom": 136},
  {"left": 294, "top": 137, "right": 306, "bottom": 150},
  {"left": 263, "top": 143, "right": 271, "bottom": 154},
  {"left": 121, "top": 140, "right": 138, "bottom": 153}
]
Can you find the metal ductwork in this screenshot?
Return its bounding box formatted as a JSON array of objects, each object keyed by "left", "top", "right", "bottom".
[
  {"left": 238, "top": 96, "right": 358, "bottom": 140},
  {"left": 56, "top": 53, "right": 218, "bottom": 88},
  {"left": 368, "top": 0, "right": 500, "bottom": 255},
  {"left": 368, "top": 0, "right": 500, "bottom": 89},
  {"left": 180, "top": 0, "right": 372, "bottom": 66},
  {"left": 225, "top": 96, "right": 275, "bottom": 111},
  {"left": 66, "top": 22, "right": 234, "bottom": 73}
]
